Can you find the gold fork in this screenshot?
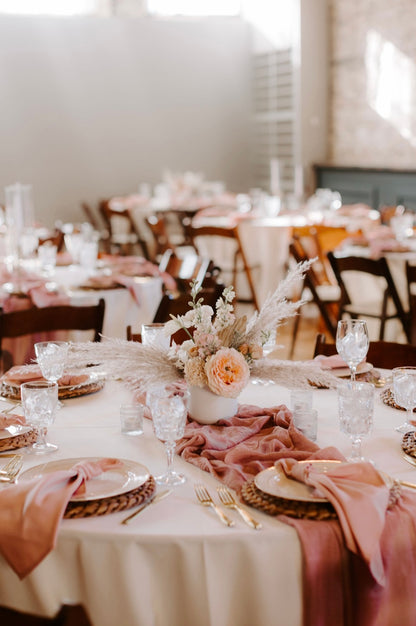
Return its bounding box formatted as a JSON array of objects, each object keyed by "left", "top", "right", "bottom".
[
  {"left": 194, "top": 483, "right": 234, "bottom": 527},
  {"left": 0, "top": 455, "right": 23, "bottom": 482},
  {"left": 217, "top": 486, "right": 262, "bottom": 530}
]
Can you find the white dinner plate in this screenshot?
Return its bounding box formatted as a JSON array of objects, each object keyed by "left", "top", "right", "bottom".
[
  {"left": 330, "top": 362, "right": 373, "bottom": 378},
  {"left": 0, "top": 425, "right": 33, "bottom": 439},
  {"left": 254, "top": 460, "right": 343, "bottom": 503},
  {"left": 18, "top": 457, "right": 150, "bottom": 501}
]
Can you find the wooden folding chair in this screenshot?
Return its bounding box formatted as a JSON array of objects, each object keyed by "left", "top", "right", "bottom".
[
  {"left": 288, "top": 240, "right": 340, "bottom": 358},
  {"left": 0, "top": 299, "right": 105, "bottom": 367},
  {"left": 126, "top": 283, "right": 224, "bottom": 344},
  {"left": 313, "top": 333, "right": 416, "bottom": 368},
  {"left": 145, "top": 215, "right": 174, "bottom": 262},
  {"left": 327, "top": 251, "right": 410, "bottom": 341},
  {"left": 406, "top": 261, "right": 416, "bottom": 345},
  {"left": 98, "top": 200, "right": 150, "bottom": 259},
  {"left": 0, "top": 603, "right": 92, "bottom": 625},
  {"left": 158, "top": 249, "right": 219, "bottom": 293},
  {"left": 187, "top": 223, "right": 259, "bottom": 310}
]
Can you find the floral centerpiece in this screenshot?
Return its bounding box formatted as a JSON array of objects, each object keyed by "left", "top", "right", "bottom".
[
  {"left": 164, "top": 283, "right": 257, "bottom": 399},
  {"left": 65, "top": 261, "right": 336, "bottom": 421}
]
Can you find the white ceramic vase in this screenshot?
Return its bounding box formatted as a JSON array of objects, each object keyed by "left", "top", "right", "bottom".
[{"left": 188, "top": 385, "right": 238, "bottom": 425}]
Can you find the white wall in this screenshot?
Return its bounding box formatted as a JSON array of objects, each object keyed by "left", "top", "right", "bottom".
[{"left": 0, "top": 16, "right": 252, "bottom": 226}]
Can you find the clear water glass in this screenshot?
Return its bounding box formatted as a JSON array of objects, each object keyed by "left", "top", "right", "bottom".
[
  {"left": 338, "top": 381, "right": 374, "bottom": 462},
  {"left": 147, "top": 385, "right": 189, "bottom": 486},
  {"left": 21, "top": 381, "right": 59, "bottom": 453},
  {"left": 35, "top": 341, "right": 69, "bottom": 384},
  {"left": 141, "top": 323, "right": 170, "bottom": 350},
  {"left": 336, "top": 319, "right": 369, "bottom": 382},
  {"left": 392, "top": 367, "right": 416, "bottom": 433}
]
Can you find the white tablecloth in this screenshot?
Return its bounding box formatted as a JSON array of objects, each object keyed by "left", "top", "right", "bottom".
[
  {"left": 53, "top": 266, "right": 163, "bottom": 338},
  {"left": 0, "top": 375, "right": 412, "bottom": 626}
]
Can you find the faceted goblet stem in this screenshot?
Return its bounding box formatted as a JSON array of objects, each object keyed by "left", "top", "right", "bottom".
[
  {"left": 350, "top": 437, "right": 363, "bottom": 461},
  {"left": 36, "top": 426, "right": 48, "bottom": 448},
  {"left": 165, "top": 440, "right": 176, "bottom": 476}
]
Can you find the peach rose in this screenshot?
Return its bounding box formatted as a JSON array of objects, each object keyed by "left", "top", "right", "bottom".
[{"left": 205, "top": 347, "right": 250, "bottom": 398}]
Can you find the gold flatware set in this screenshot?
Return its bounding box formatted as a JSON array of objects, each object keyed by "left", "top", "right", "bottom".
[
  {"left": 0, "top": 454, "right": 23, "bottom": 483},
  {"left": 194, "top": 483, "right": 262, "bottom": 530}
]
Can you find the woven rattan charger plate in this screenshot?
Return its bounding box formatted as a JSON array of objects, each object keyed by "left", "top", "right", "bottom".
[
  {"left": 402, "top": 432, "right": 416, "bottom": 459},
  {"left": 64, "top": 475, "right": 156, "bottom": 519},
  {"left": 0, "top": 378, "right": 105, "bottom": 401},
  {"left": 241, "top": 479, "right": 337, "bottom": 520},
  {"left": 380, "top": 387, "right": 416, "bottom": 413},
  {"left": 241, "top": 473, "right": 401, "bottom": 521},
  {"left": 0, "top": 428, "right": 37, "bottom": 452}
]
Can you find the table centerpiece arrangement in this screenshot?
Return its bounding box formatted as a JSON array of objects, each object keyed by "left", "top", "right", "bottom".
[{"left": 66, "top": 260, "right": 336, "bottom": 423}]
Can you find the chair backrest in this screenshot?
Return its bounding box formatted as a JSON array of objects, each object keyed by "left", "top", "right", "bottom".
[
  {"left": 0, "top": 299, "right": 105, "bottom": 362},
  {"left": 145, "top": 214, "right": 173, "bottom": 261},
  {"left": 126, "top": 283, "right": 225, "bottom": 344},
  {"left": 153, "top": 283, "right": 224, "bottom": 324},
  {"left": 188, "top": 223, "right": 259, "bottom": 309},
  {"left": 98, "top": 200, "right": 150, "bottom": 259},
  {"left": 289, "top": 240, "right": 338, "bottom": 338},
  {"left": 81, "top": 202, "right": 101, "bottom": 231},
  {"left": 327, "top": 250, "right": 409, "bottom": 339},
  {"left": 313, "top": 332, "right": 416, "bottom": 368},
  {"left": 158, "top": 249, "right": 217, "bottom": 291},
  {"left": 406, "top": 261, "right": 416, "bottom": 345},
  {"left": 38, "top": 229, "right": 65, "bottom": 252}
]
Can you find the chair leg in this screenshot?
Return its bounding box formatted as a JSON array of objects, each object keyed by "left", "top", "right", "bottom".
[
  {"left": 289, "top": 313, "right": 301, "bottom": 359},
  {"left": 379, "top": 291, "right": 389, "bottom": 340}
]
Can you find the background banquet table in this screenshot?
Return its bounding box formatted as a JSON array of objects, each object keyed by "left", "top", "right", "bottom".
[
  {"left": 0, "top": 374, "right": 413, "bottom": 626},
  {"left": 53, "top": 265, "right": 163, "bottom": 338},
  {"left": 192, "top": 209, "right": 380, "bottom": 306}
]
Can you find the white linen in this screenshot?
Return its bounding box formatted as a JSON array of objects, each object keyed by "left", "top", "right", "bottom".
[
  {"left": 0, "top": 375, "right": 411, "bottom": 626},
  {"left": 54, "top": 266, "right": 163, "bottom": 338}
]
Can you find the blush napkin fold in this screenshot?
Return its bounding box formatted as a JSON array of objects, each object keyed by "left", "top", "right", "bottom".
[
  {"left": 0, "top": 413, "right": 26, "bottom": 429},
  {"left": 177, "top": 404, "right": 416, "bottom": 626},
  {"left": 176, "top": 404, "right": 323, "bottom": 492},
  {"left": 277, "top": 459, "right": 390, "bottom": 585},
  {"left": 0, "top": 458, "right": 122, "bottom": 579}
]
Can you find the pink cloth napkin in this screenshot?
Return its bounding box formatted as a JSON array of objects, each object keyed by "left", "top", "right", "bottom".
[
  {"left": 177, "top": 404, "right": 416, "bottom": 625},
  {"left": 177, "top": 404, "right": 322, "bottom": 492},
  {"left": 0, "top": 413, "right": 26, "bottom": 429},
  {"left": 2, "top": 365, "right": 44, "bottom": 384},
  {"left": 27, "top": 285, "right": 70, "bottom": 308},
  {"left": 0, "top": 458, "right": 122, "bottom": 579},
  {"left": 313, "top": 354, "right": 349, "bottom": 369},
  {"left": 283, "top": 491, "right": 416, "bottom": 626},
  {"left": 277, "top": 459, "right": 390, "bottom": 585}
]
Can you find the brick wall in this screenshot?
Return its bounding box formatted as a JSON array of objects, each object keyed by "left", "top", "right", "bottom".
[{"left": 329, "top": 0, "right": 416, "bottom": 168}]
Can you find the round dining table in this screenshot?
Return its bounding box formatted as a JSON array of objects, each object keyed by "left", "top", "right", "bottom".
[{"left": 0, "top": 372, "right": 413, "bottom": 626}]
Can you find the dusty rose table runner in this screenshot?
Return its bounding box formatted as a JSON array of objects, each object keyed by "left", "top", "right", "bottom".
[{"left": 177, "top": 404, "right": 416, "bottom": 626}]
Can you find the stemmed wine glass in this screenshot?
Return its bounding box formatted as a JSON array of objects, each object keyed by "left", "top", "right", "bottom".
[
  {"left": 336, "top": 319, "right": 369, "bottom": 382},
  {"left": 146, "top": 385, "right": 189, "bottom": 486},
  {"left": 21, "top": 381, "right": 59, "bottom": 453},
  {"left": 392, "top": 367, "right": 416, "bottom": 434},
  {"left": 35, "top": 341, "right": 69, "bottom": 407},
  {"left": 338, "top": 380, "right": 374, "bottom": 462}
]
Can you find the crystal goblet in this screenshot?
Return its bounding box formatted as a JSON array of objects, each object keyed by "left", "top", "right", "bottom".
[
  {"left": 338, "top": 381, "right": 374, "bottom": 462},
  {"left": 336, "top": 319, "right": 369, "bottom": 382},
  {"left": 21, "top": 381, "right": 59, "bottom": 454},
  {"left": 35, "top": 341, "right": 68, "bottom": 408},
  {"left": 35, "top": 340, "right": 68, "bottom": 384},
  {"left": 141, "top": 323, "right": 170, "bottom": 350},
  {"left": 147, "top": 385, "right": 189, "bottom": 486},
  {"left": 392, "top": 366, "right": 416, "bottom": 434}
]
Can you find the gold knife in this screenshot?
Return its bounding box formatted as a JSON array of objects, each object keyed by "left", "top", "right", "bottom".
[{"left": 121, "top": 489, "right": 172, "bottom": 525}]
